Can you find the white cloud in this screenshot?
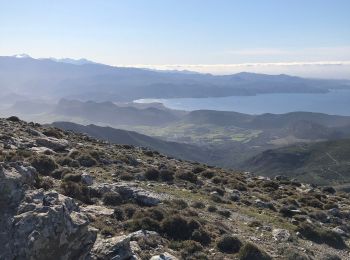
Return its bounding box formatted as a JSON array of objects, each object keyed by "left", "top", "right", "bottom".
[
  {"left": 221, "top": 46, "right": 350, "bottom": 60},
  {"left": 117, "top": 61, "right": 350, "bottom": 79}
]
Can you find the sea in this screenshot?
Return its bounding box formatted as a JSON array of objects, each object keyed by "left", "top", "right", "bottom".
[{"left": 134, "top": 90, "right": 350, "bottom": 116}]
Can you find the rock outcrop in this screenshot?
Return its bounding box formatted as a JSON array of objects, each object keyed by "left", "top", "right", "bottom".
[{"left": 0, "top": 163, "right": 96, "bottom": 260}]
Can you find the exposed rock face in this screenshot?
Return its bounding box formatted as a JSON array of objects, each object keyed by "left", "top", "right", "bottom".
[
  {"left": 36, "top": 137, "right": 70, "bottom": 151},
  {"left": 91, "top": 230, "right": 159, "bottom": 260},
  {"left": 92, "top": 182, "right": 169, "bottom": 206},
  {"left": 0, "top": 164, "right": 96, "bottom": 260}
]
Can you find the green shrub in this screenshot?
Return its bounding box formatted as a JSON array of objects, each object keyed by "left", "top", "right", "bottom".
[
  {"left": 51, "top": 168, "right": 69, "bottom": 179},
  {"left": 170, "top": 240, "right": 204, "bottom": 259},
  {"left": 159, "top": 169, "right": 174, "bottom": 181},
  {"left": 238, "top": 243, "right": 271, "bottom": 260},
  {"left": 6, "top": 116, "right": 20, "bottom": 122},
  {"left": 63, "top": 173, "right": 81, "bottom": 182},
  {"left": 191, "top": 229, "right": 211, "bottom": 246},
  {"left": 210, "top": 194, "right": 223, "bottom": 203},
  {"left": 217, "top": 235, "right": 242, "bottom": 254},
  {"left": 127, "top": 217, "right": 161, "bottom": 232},
  {"left": 43, "top": 128, "right": 63, "bottom": 138},
  {"left": 212, "top": 177, "right": 223, "bottom": 184},
  {"left": 36, "top": 176, "right": 54, "bottom": 190},
  {"left": 207, "top": 205, "right": 217, "bottom": 212},
  {"left": 119, "top": 173, "right": 135, "bottom": 181},
  {"left": 147, "top": 208, "right": 165, "bottom": 221},
  {"left": 262, "top": 181, "right": 279, "bottom": 190},
  {"left": 176, "top": 171, "right": 198, "bottom": 183},
  {"left": 60, "top": 181, "right": 91, "bottom": 204},
  {"left": 192, "top": 201, "right": 206, "bottom": 209},
  {"left": 297, "top": 223, "right": 346, "bottom": 249},
  {"left": 78, "top": 154, "right": 97, "bottom": 167},
  {"left": 321, "top": 254, "right": 341, "bottom": 260},
  {"left": 192, "top": 167, "right": 205, "bottom": 174},
  {"left": 218, "top": 210, "right": 231, "bottom": 218},
  {"left": 144, "top": 168, "right": 160, "bottom": 181},
  {"left": 298, "top": 196, "right": 323, "bottom": 209},
  {"left": 170, "top": 199, "right": 188, "bottom": 209},
  {"left": 201, "top": 170, "right": 214, "bottom": 179},
  {"left": 31, "top": 155, "right": 58, "bottom": 175},
  {"left": 113, "top": 208, "right": 124, "bottom": 221},
  {"left": 162, "top": 215, "right": 198, "bottom": 240},
  {"left": 103, "top": 192, "right": 123, "bottom": 206},
  {"left": 281, "top": 248, "right": 312, "bottom": 260}
]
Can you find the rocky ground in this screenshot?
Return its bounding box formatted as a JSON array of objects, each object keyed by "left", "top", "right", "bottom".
[{"left": 1, "top": 116, "right": 350, "bottom": 260}]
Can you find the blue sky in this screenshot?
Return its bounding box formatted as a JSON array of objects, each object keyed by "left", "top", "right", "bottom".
[{"left": 1, "top": 0, "right": 350, "bottom": 77}]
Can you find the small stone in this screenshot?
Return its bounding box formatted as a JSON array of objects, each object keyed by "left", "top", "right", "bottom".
[
  {"left": 272, "top": 228, "right": 290, "bottom": 242},
  {"left": 150, "top": 252, "right": 179, "bottom": 260},
  {"left": 81, "top": 173, "right": 94, "bottom": 186}
]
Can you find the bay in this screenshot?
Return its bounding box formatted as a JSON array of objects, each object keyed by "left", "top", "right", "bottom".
[{"left": 135, "top": 90, "right": 350, "bottom": 116}]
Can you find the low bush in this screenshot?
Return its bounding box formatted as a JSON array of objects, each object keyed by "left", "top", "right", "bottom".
[
  {"left": 192, "top": 167, "right": 205, "bottom": 174},
  {"left": 36, "top": 176, "right": 54, "bottom": 190},
  {"left": 191, "top": 229, "right": 211, "bottom": 245},
  {"left": 127, "top": 217, "right": 161, "bottom": 232},
  {"left": 6, "top": 116, "right": 20, "bottom": 122},
  {"left": 191, "top": 201, "right": 206, "bottom": 209},
  {"left": 31, "top": 155, "right": 58, "bottom": 175},
  {"left": 113, "top": 208, "right": 124, "bottom": 221},
  {"left": 162, "top": 215, "right": 199, "bottom": 240},
  {"left": 103, "top": 192, "right": 123, "bottom": 206},
  {"left": 218, "top": 210, "right": 231, "bottom": 218},
  {"left": 281, "top": 248, "right": 312, "bottom": 260},
  {"left": 238, "top": 242, "right": 271, "bottom": 260},
  {"left": 321, "top": 254, "right": 342, "bottom": 260},
  {"left": 119, "top": 173, "right": 134, "bottom": 181},
  {"left": 60, "top": 181, "right": 92, "bottom": 204},
  {"left": 144, "top": 168, "right": 160, "bottom": 181},
  {"left": 170, "top": 240, "right": 204, "bottom": 259},
  {"left": 176, "top": 171, "right": 198, "bottom": 183},
  {"left": 159, "top": 169, "right": 174, "bottom": 181},
  {"left": 207, "top": 205, "right": 217, "bottom": 212},
  {"left": 170, "top": 199, "right": 188, "bottom": 209},
  {"left": 201, "top": 170, "right": 215, "bottom": 179},
  {"left": 78, "top": 154, "right": 97, "bottom": 167},
  {"left": 216, "top": 235, "right": 242, "bottom": 254},
  {"left": 43, "top": 128, "right": 63, "bottom": 138},
  {"left": 297, "top": 223, "right": 346, "bottom": 249},
  {"left": 62, "top": 173, "right": 81, "bottom": 182}
]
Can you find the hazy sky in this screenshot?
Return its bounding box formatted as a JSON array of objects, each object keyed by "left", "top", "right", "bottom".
[{"left": 1, "top": 0, "right": 350, "bottom": 77}]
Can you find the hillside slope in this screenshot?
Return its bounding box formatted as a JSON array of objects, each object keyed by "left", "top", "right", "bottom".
[
  {"left": 52, "top": 121, "right": 211, "bottom": 163},
  {"left": 1, "top": 116, "right": 350, "bottom": 259},
  {"left": 244, "top": 139, "right": 350, "bottom": 188}
]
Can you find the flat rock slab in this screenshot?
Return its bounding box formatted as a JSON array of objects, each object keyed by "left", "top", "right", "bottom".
[{"left": 36, "top": 137, "right": 69, "bottom": 151}]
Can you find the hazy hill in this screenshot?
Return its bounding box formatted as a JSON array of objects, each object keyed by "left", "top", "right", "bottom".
[
  {"left": 1, "top": 55, "right": 349, "bottom": 102},
  {"left": 52, "top": 99, "right": 180, "bottom": 126},
  {"left": 52, "top": 121, "right": 211, "bottom": 163},
  {"left": 244, "top": 139, "right": 350, "bottom": 188},
  {"left": 182, "top": 110, "right": 350, "bottom": 129}
]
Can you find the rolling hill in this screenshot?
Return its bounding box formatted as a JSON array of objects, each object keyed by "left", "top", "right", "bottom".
[
  {"left": 244, "top": 139, "right": 350, "bottom": 189},
  {"left": 52, "top": 121, "right": 212, "bottom": 164}
]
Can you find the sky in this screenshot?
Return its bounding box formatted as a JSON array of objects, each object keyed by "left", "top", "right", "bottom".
[{"left": 1, "top": 0, "right": 350, "bottom": 78}]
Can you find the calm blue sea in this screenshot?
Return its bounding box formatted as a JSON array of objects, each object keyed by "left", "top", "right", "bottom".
[{"left": 135, "top": 90, "right": 350, "bottom": 116}]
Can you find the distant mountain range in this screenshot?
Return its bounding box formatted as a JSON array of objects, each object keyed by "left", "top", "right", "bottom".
[{"left": 1, "top": 55, "right": 350, "bottom": 102}]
